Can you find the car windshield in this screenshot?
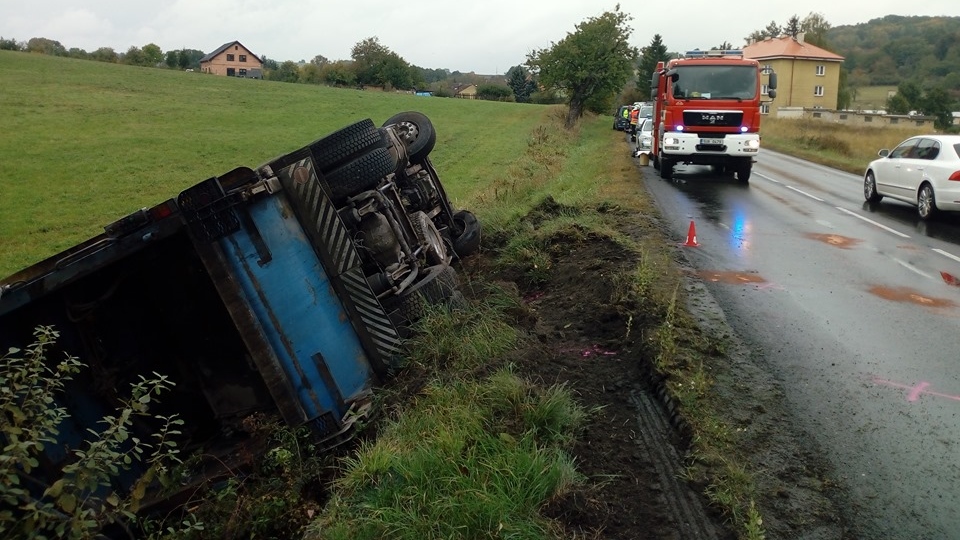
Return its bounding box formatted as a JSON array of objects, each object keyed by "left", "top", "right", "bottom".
[
  {"left": 671, "top": 65, "right": 758, "bottom": 100},
  {"left": 640, "top": 120, "right": 653, "bottom": 133}
]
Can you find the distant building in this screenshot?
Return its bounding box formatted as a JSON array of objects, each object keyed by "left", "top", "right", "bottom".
[
  {"left": 199, "top": 41, "right": 263, "bottom": 79},
  {"left": 743, "top": 35, "right": 844, "bottom": 116},
  {"left": 453, "top": 84, "right": 477, "bottom": 99}
]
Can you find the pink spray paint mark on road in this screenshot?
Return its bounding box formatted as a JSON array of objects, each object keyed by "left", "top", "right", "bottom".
[{"left": 872, "top": 378, "right": 960, "bottom": 403}]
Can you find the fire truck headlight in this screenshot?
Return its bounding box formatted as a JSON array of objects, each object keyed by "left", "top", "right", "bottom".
[
  {"left": 746, "top": 139, "right": 760, "bottom": 149},
  {"left": 740, "top": 126, "right": 749, "bottom": 133},
  {"left": 676, "top": 125, "right": 685, "bottom": 131},
  {"left": 664, "top": 136, "right": 680, "bottom": 145}
]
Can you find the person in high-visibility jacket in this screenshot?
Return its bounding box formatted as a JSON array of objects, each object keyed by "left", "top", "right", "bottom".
[{"left": 629, "top": 106, "right": 640, "bottom": 140}]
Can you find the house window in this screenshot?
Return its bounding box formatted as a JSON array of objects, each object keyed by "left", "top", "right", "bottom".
[
  {"left": 240, "top": 55, "right": 247, "bottom": 62},
  {"left": 839, "top": 114, "right": 848, "bottom": 120},
  {"left": 816, "top": 65, "right": 825, "bottom": 76},
  {"left": 813, "top": 112, "right": 822, "bottom": 118},
  {"left": 239, "top": 68, "right": 247, "bottom": 77},
  {"left": 761, "top": 64, "right": 773, "bottom": 75},
  {"left": 890, "top": 118, "right": 899, "bottom": 124},
  {"left": 226, "top": 54, "right": 235, "bottom": 61},
  {"left": 760, "top": 103, "right": 770, "bottom": 115},
  {"left": 761, "top": 84, "right": 769, "bottom": 96},
  {"left": 916, "top": 120, "right": 925, "bottom": 126},
  {"left": 227, "top": 68, "right": 236, "bottom": 77},
  {"left": 814, "top": 85, "right": 824, "bottom": 96},
  {"left": 864, "top": 116, "right": 873, "bottom": 123}
]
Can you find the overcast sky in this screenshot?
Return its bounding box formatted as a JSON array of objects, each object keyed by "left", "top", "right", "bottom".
[{"left": 2, "top": 1, "right": 958, "bottom": 74}]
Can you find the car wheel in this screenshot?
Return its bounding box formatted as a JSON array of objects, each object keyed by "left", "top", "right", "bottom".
[
  {"left": 864, "top": 171, "right": 883, "bottom": 203},
  {"left": 324, "top": 146, "right": 395, "bottom": 202},
  {"left": 382, "top": 111, "right": 436, "bottom": 164},
  {"left": 918, "top": 184, "right": 938, "bottom": 220},
  {"left": 410, "top": 211, "right": 448, "bottom": 265}
]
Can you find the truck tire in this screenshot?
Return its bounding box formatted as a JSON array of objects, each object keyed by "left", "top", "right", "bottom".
[
  {"left": 310, "top": 118, "right": 388, "bottom": 173},
  {"left": 383, "top": 264, "right": 462, "bottom": 324},
  {"left": 660, "top": 158, "right": 674, "bottom": 180},
  {"left": 324, "top": 146, "right": 395, "bottom": 202},
  {"left": 451, "top": 210, "right": 481, "bottom": 258},
  {"left": 382, "top": 111, "right": 436, "bottom": 164},
  {"left": 410, "top": 211, "right": 448, "bottom": 265},
  {"left": 737, "top": 160, "right": 752, "bottom": 183}
]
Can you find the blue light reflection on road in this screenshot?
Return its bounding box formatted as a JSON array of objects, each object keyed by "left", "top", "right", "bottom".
[{"left": 729, "top": 206, "right": 752, "bottom": 256}]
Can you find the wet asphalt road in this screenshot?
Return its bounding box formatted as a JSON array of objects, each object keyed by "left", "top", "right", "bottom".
[{"left": 639, "top": 149, "right": 960, "bottom": 540}]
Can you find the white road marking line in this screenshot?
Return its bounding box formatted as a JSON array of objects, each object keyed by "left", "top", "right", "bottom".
[
  {"left": 785, "top": 185, "right": 825, "bottom": 201},
  {"left": 932, "top": 248, "right": 960, "bottom": 264},
  {"left": 754, "top": 172, "right": 779, "bottom": 184},
  {"left": 892, "top": 257, "right": 934, "bottom": 279},
  {"left": 835, "top": 207, "right": 910, "bottom": 238}
]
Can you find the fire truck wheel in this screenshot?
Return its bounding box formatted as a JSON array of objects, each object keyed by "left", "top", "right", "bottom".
[
  {"left": 451, "top": 210, "right": 481, "bottom": 258},
  {"left": 309, "top": 118, "right": 388, "bottom": 173},
  {"left": 382, "top": 111, "right": 436, "bottom": 164},
  {"left": 652, "top": 154, "right": 660, "bottom": 171},
  {"left": 383, "top": 264, "right": 461, "bottom": 324},
  {"left": 737, "top": 161, "right": 752, "bottom": 183},
  {"left": 325, "top": 146, "right": 396, "bottom": 202},
  {"left": 659, "top": 158, "right": 674, "bottom": 180}
]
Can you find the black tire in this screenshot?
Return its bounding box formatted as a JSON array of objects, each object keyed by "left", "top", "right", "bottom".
[
  {"left": 309, "top": 119, "right": 387, "bottom": 172},
  {"left": 660, "top": 158, "right": 674, "bottom": 180},
  {"left": 864, "top": 171, "right": 883, "bottom": 203},
  {"left": 324, "top": 146, "right": 395, "bottom": 202},
  {"left": 653, "top": 154, "right": 660, "bottom": 171},
  {"left": 382, "top": 111, "right": 436, "bottom": 163},
  {"left": 451, "top": 210, "right": 481, "bottom": 258},
  {"left": 410, "top": 211, "right": 448, "bottom": 265},
  {"left": 737, "top": 161, "right": 751, "bottom": 183},
  {"left": 918, "top": 183, "right": 938, "bottom": 221},
  {"left": 383, "top": 264, "right": 461, "bottom": 324}
]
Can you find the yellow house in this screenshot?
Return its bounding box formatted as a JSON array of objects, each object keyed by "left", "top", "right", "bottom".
[
  {"left": 743, "top": 35, "right": 844, "bottom": 116},
  {"left": 454, "top": 84, "right": 477, "bottom": 99},
  {"left": 199, "top": 41, "right": 263, "bottom": 79}
]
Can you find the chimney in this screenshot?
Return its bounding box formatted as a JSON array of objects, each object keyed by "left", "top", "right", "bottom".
[{"left": 797, "top": 32, "right": 805, "bottom": 44}]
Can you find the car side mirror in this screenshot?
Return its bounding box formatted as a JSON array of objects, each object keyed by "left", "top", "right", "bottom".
[{"left": 878, "top": 149, "right": 890, "bottom": 158}]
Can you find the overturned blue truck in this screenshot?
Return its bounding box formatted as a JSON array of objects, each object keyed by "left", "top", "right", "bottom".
[{"left": 0, "top": 112, "right": 480, "bottom": 503}]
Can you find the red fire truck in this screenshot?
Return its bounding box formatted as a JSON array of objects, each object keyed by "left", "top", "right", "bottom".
[{"left": 649, "top": 50, "right": 776, "bottom": 182}]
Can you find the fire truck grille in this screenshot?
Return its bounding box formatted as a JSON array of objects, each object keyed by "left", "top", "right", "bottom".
[{"left": 683, "top": 111, "right": 743, "bottom": 127}]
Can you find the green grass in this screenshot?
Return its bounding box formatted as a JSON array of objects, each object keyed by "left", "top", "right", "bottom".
[
  {"left": 0, "top": 50, "right": 551, "bottom": 278},
  {"left": 850, "top": 85, "right": 897, "bottom": 111}
]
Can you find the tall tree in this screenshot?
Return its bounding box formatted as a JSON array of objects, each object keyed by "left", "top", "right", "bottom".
[
  {"left": 920, "top": 85, "right": 955, "bottom": 130},
  {"left": 527, "top": 5, "right": 638, "bottom": 128},
  {"left": 637, "top": 34, "right": 670, "bottom": 93},
  {"left": 25, "top": 37, "right": 66, "bottom": 56},
  {"left": 800, "top": 12, "right": 831, "bottom": 47},
  {"left": 506, "top": 65, "right": 537, "bottom": 103},
  {"left": 785, "top": 15, "right": 801, "bottom": 38},
  {"left": 141, "top": 43, "right": 163, "bottom": 66},
  {"left": 763, "top": 21, "right": 783, "bottom": 39},
  {"left": 310, "top": 54, "right": 329, "bottom": 67}
]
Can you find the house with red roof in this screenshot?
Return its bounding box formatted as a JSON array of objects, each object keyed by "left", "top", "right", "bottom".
[{"left": 743, "top": 35, "right": 844, "bottom": 116}]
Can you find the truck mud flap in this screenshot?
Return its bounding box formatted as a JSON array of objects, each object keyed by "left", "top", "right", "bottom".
[{"left": 273, "top": 157, "right": 403, "bottom": 377}]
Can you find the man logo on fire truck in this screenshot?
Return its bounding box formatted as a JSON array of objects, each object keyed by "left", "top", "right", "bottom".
[{"left": 649, "top": 49, "right": 777, "bottom": 183}]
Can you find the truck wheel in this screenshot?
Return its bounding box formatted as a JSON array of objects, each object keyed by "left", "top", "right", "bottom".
[
  {"left": 309, "top": 118, "right": 388, "bottom": 173},
  {"left": 451, "top": 210, "right": 481, "bottom": 258},
  {"left": 653, "top": 154, "right": 660, "bottom": 171},
  {"left": 410, "top": 211, "right": 448, "bottom": 265},
  {"left": 382, "top": 111, "right": 436, "bottom": 164},
  {"left": 737, "top": 161, "right": 752, "bottom": 183},
  {"left": 384, "top": 264, "right": 461, "bottom": 324},
  {"left": 659, "top": 158, "right": 674, "bottom": 180},
  {"left": 324, "top": 146, "right": 395, "bottom": 202}
]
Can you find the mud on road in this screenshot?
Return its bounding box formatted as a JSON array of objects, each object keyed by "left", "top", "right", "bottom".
[{"left": 456, "top": 193, "right": 849, "bottom": 539}]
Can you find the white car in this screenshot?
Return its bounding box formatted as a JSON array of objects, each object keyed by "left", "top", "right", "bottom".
[
  {"left": 635, "top": 118, "right": 654, "bottom": 154},
  {"left": 863, "top": 135, "right": 960, "bottom": 220}
]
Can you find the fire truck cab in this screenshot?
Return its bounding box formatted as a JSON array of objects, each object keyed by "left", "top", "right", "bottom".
[{"left": 650, "top": 50, "right": 776, "bottom": 182}]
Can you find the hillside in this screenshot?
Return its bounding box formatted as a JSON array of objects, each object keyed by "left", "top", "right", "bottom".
[{"left": 828, "top": 15, "right": 960, "bottom": 92}]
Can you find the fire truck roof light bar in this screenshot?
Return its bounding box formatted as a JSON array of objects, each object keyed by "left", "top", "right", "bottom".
[{"left": 685, "top": 49, "right": 744, "bottom": 57}]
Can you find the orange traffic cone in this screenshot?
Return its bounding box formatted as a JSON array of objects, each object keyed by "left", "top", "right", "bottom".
[{"left": 683, "top": 220, "right": 699, "bottom": 247}]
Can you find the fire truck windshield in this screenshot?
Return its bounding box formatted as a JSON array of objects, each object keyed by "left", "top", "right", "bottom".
[{"left": 670, "top": 65, "right": 758, "bottom": 100}]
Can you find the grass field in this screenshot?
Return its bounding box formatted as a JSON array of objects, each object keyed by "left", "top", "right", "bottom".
[
  {"left": 0, "top": 50, "right": 553, "bottom": 277},
  {"left": 850, "top": 85, "right": 897, "bottom": 111}
]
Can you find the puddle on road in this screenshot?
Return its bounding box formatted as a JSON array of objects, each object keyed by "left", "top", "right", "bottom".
[
  {"left": 696, "top": 270, "right": 766, "bottom": 285},
  {"left": 868, "top": 285, "right": 957, "bottom": 309},
  {"left": 804, "top": 232, "right": 862, "bottom": 249}
]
